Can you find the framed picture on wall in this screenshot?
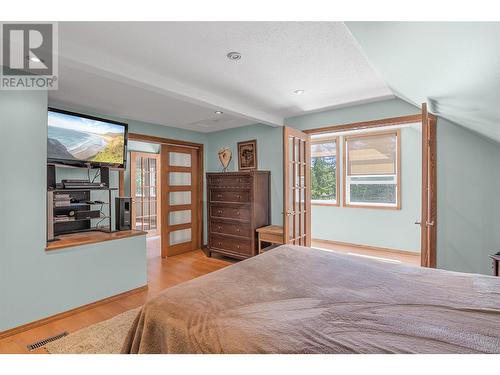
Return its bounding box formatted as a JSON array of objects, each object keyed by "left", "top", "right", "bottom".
[{"left": 237, "top": 139, "right": 257, "bottom": 170}]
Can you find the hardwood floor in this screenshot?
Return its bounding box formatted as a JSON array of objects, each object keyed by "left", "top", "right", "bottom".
[
  {"left": 0, "top": 236, "right": 418, "bottom": 354},
  {"left": 0, "top": 238, "right": 232, "bottom": 354},
  {"left": 312, "top": 239, "right": 420, "bottom": 265}
]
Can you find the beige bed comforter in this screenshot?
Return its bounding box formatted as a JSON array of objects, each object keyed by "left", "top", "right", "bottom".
[{"left": 122, "top": 245, "right": 500, "bottom": 353}]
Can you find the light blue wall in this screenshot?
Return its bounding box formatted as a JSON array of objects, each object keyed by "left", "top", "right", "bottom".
[
  {"left": 286, "top": 98, "right": 420, "bottom": 131},
  {"left": 312, "top": 126, "right": 421, "bottom": 252},
  {"left": 0, "top": 91, "right": 147, "bottom": 332},
  {"left": 207, "top": 124, "right": 283, "bottom": 225},
  {"left": 437, "top": 118, "right": 500, "bottom": 275}
]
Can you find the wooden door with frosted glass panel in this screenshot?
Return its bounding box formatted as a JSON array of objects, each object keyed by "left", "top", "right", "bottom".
[
  {"left": 130, "top": 152, "right": 161, "bottom": 237},
  {"left": 283, "top": 127, "right": 311, "bottom": 246},
  {"left": 161, "top": 144, "right": 200, "bottom": 257}
]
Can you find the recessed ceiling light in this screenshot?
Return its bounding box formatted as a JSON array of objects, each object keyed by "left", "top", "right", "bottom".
[
  {"left": 226, "top": 52, "right": 242, "bottom": 61},
  {"left": 293, "top": 89, "right": 305, "bottom": 95},
  {"left": 214, "top": 111, "right": 223, "bottom": 115},
  {"left": 28, "top": 56, "right": 42, "bottom": 63}
]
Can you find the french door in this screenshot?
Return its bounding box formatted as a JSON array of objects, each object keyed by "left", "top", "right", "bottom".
[
  {"left": 130, "top": 152, "right": 161, "bottom": 237},
  {"left": 283, "top": 127, "right": 312, "bottom": 246},
  {"left": 160, "top": 144, "right": 200, "bottom": 257}
]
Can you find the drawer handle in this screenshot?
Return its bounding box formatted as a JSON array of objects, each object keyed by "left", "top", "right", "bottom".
[
  {"left": 217, "top": 194, "right": 222, "bottom": 199},
  {"left": 236, "top": 195, "right": 241, "bottom": 199},
  {"left": 218, "top": 242, "right": 222, "bottom": 246},
  {"left": 236, "top": 211, "right": 240, "bottom": 216},
  {"left": 237, "top": 245, "right": 240, "bottom": 249},
  {"left": 236, "top": 228, "right": 240, "bottom": 232},
  {"left": 217, "top": 226, "right": 222, "bottom": 230},
  {"left": 217, "top": 210, "right": 222, "bottom": 214}
]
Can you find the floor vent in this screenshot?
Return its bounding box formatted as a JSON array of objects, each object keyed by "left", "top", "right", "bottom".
[{"left": 27, "top": 331, "right": 69, "bottom": 351}]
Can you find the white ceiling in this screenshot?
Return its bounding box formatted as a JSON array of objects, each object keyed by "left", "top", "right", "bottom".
[
  {"left": 50, "top": 22, "right": 393, "bottom": 133},
  {"left": 347, "top": 22, "right": 500, "bottom": 142}
]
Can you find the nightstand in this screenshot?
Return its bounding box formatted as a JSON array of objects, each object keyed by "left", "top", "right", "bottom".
[{"left": 256, "top": 225, "right": 284, "bottom": 254}]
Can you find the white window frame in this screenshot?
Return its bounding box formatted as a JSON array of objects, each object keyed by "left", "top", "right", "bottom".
[{"left": 343, "top": 130, "right": 401, "bottom": 209}]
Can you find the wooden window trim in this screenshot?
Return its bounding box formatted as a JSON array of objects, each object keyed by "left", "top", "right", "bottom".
[
  {"left": 342, "top": 129, "right": 401, "bottom": 210},
  {"left": 304, "top": 114, "right": 421, "bottom": 135},
  {"left": 311, "top": 136, "right": 340, "bottom": 207}
]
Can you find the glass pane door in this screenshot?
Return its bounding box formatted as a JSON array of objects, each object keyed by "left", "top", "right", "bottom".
[
  {"left": 161, "top": 145, "right": 199, "bottom": 257},
  {"left": 131, "top": 152, "right": 161, "bottom": 237},
  {"left": 283, "top": 127, "right": 311, "bottom": 246}
]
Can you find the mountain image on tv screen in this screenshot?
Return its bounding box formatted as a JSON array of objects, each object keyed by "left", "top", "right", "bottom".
[{"left": 47, "top": 111, "right": 125, "bottom": 165}]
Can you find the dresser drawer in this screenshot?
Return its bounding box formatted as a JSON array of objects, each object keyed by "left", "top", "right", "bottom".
[
  {"left": 210, "top": 190, "right": 250, "bottom": 203},
  {"left": 210, "top": 204, "right": 250, "bottom": 221},
  {"left": 208, "top": 175, "right": 251, "bottom": 188},
  {"left": 210, "top": 220, "right": 252, "bottom": 238},
  {"left": 210, "top": 234, "right": 253, "bottom": 256}
]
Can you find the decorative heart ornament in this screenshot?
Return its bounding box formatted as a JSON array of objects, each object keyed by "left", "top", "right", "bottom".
[{"left": 218, "top": 147, "right": 232, "bottom": 172}]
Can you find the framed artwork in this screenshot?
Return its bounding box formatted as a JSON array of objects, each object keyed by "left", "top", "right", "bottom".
[{"left": 237, "top": 139, "right": 257, "bottom": 170}]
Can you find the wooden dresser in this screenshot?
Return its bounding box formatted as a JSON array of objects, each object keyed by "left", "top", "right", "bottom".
[{"left": 207, "top": 171, "right": 270, "bottom": 259}]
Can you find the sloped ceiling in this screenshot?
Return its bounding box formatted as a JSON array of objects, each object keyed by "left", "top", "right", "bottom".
[{"left": 347, "top": 22, "right": 500, "bottom": 142}]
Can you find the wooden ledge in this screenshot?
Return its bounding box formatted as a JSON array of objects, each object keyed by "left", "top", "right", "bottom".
[{"left": 45, "top": 229, "right": 147, "bottom": 251}]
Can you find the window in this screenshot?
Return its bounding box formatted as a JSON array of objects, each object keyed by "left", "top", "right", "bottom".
[
  {"left": 344, "top": 130, "right": 400, "bottom": 208},
  {"left": 311, "top": 137, "right": 338, "bottom": 205}
]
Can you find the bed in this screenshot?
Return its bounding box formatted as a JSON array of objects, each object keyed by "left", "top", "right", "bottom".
[{"left": 122, "top": 245, "right": 500, "bottom": 354}]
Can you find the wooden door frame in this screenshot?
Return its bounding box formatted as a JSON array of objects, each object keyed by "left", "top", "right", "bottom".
[
  {"left": 119, "top": 133, "right": 204, "bottom": 257},
  {"left": 303, "top": 108, "right": 437, "bottom": 267},
  {"left": 129, "top": 151, "right": 161, "bottom": 237}
]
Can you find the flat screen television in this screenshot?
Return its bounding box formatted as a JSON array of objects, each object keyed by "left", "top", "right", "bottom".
[{"left": 47, "top": 108, "right": 128, "bottom": 169}]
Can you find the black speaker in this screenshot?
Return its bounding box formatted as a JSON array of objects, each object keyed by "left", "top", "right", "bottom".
[
  {"left": 115, "top": 197, "right": 132, "bottom": 231},
  {"left": 100, "top": 167, "right": 110, "bottom": 187},
  {"left": 47, "top": 164, "right": 56, "bottom": 189}
]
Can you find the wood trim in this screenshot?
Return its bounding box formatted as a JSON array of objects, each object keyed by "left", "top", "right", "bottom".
[
  {"left": 312, "top": 238, "right": 419, "bottom": 256},
  {"left": 0, "top": 285, "right": 148, "bottom": 339},
  {"left": 311, "top": 201, "right": 339, "bottom": 207},
  {"left": 342, "top": 129, "right": 401, "bottom": 210},
  {"left": 118, "top": 170, "right": 125, "bottom": 196},
  {"left": 45, "top": 229, "right": 147, "bottom": 251},
  {"left": 168, "top": 166, "right": 192, "bottom": 173},
  {"left": 128, "top": 132, "right": 203, "bottom": 149},
  {"left": 304, "top": 114, "right": 422, "bottom": 135},
  {"left": 160, "top": 145, "right": 168, "bottom": 258},
  {"left": 421, "top": 103, "right": 437, "bottom": 268},
  {"left": 168, "top": 204, "right": 192, "bottom": 212},
  {"left": 168, "top": 185, "right": 194, "bottom": 192},
  {"left": 305, "top": 134, "right": 312, "bottom": 247},
  {"left": 167, "top": 222, "right": 192, "bottom": 232}
]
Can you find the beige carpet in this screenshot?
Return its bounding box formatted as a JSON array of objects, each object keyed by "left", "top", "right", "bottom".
[{"left": 45, "top": 307, "right": 140, "bottom": 354}]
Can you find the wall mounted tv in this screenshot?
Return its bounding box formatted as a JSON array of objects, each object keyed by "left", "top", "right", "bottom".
[{"left": 47, "top": 108, "right": 128, "bottom": 169}]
